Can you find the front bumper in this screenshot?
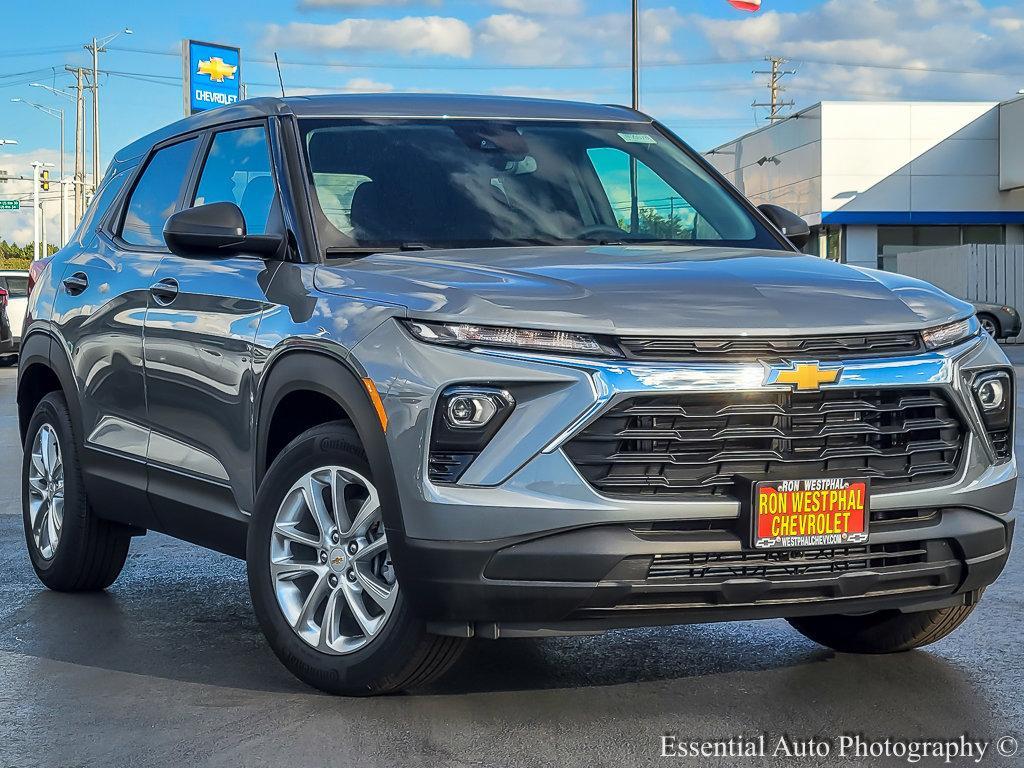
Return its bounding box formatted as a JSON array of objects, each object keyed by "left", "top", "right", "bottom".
[
  {"left": 352, "top": 323, "right": 1017, "bottom": 629},
  {"left": 392, "top": 507, "right": 1013, "bottom": 634}
]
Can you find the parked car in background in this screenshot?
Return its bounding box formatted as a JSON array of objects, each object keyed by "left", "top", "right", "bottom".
[
  {"left": 0, "top": 286, "right": 13, "bottom": 363},
  {"left": 972, "top": 301, "right": 1021, "bottom": 340},
  {"left": 0, "top": 269, "right": 29, "bottom": 349}
]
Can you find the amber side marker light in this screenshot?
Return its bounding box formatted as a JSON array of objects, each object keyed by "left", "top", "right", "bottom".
[{"left": 361, "top": 377, "right": 389, "bottom": 433}]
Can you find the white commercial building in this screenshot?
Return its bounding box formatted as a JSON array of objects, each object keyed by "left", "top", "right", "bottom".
[{"left": 706, "top": 98, "right": 1024, "bottom": 271}]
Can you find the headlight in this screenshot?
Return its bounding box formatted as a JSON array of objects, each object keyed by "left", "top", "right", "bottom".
[
  {"left": 403, "top": 320, "right": 620, "bottom": 357},
  {"left": 972, "top": 370, "right": 1013, "bottom": 461},
  {"left": 921, "top": 317, "right": 978, "bottom": 350}
]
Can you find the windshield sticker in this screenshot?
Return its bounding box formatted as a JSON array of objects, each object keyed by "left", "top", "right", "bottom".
[{"left": 619, "top": 132, "right": 657, "bottom": 145}]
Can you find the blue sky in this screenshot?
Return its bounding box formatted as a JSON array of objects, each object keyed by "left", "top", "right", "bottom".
[{"left": 2, "top": 0, "right": 1023, "bottom": 244}]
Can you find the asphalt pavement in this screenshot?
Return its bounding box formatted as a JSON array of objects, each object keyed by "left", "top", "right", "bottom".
[{"left": 0, "top": 354, "right": 1022, "bottom": 768}]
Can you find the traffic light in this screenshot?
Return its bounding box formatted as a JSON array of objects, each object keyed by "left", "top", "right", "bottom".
[{"left": 39, "top": 169, "right": 49, "bottom": 192}]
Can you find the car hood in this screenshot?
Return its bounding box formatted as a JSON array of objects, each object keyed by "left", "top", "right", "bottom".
[{"left": 314, "top": 245, "right": 973, "bottom": 336}]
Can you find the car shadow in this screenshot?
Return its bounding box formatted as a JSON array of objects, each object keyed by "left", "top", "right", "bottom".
[{"left": 0, "top": 529, "right": 1003, "bottom": 717}]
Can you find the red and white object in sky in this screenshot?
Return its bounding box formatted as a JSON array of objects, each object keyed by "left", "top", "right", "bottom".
[{"left": 727, "top": 0, "right": 762, "bottom": 11}]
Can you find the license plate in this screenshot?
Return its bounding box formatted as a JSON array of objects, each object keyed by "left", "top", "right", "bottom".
[{"left": 752, "top": 478, "right": 870, "bottom": 550}]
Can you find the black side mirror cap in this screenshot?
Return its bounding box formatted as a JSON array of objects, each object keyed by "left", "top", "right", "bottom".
[
  {"left": 163, "top": 202, "right": 283, "bottom": 258},
  {"left": 757, "top": 203, "right": 811, "bottom": 250}
]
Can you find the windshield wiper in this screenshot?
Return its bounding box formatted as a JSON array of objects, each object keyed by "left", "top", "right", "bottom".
[{"left": 325, "top": 243, "right": 434, "bottom": 260}]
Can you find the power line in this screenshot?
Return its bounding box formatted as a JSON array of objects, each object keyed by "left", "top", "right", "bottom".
[{"left": 102, "top": 44, "right": 1024, "bottom": 79}]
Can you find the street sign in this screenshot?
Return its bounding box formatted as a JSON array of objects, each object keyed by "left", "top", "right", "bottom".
[
  {"left": 183, "top": 39, "right": 242, "bottom": 116},
  {"left": 0, "top": 200, "right": 20, "bottom": 210}
]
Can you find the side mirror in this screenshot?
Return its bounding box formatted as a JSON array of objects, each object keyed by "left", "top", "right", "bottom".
[
  {"left": 163, "top": 202, "right": 283, "bottom": 258},
  {"left": 758, "top": 204, "right": 811, "bottom": 250}
]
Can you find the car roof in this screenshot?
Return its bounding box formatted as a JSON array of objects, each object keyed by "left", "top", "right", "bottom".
[{"left": 113, "top": 94, "right": 651, "bottom": 163}]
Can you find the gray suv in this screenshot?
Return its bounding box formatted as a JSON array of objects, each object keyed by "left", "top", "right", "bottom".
[{"left": 17, "top": 95, "right": 1016, "bottom": 695}]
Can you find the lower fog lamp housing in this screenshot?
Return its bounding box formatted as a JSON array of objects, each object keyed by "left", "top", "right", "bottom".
[
  {"left": 972, "top": 370, "right": 1013, "bottom": 461},
  {"left": 428, "top": 386, "right": 515, "bottom": 483}
]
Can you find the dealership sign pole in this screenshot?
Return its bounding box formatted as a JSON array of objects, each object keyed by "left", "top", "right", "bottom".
[{"left": 182, "top": 40, "right": 242, "bottom": 117}]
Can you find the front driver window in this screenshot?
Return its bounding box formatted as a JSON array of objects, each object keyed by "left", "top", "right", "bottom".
[{"left": 194, "top": 125, "right": 275, "bottom": 235}]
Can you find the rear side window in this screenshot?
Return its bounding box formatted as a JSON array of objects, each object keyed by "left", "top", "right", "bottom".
[
  {"left": 120, "top": 138, "right": 198, "bottom": 247},
  {"left": 193, "top": 126, "right": 275, "bottom": 235},
  {"left": 3, "top": 276, "right": 27, "bottom": 297}
]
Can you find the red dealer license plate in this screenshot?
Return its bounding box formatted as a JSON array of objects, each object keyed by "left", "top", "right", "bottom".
[{"left": 753, "top": 478, "right": 870, "bottom": 550}]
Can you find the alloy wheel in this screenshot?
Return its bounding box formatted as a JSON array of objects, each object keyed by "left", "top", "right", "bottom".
[
  {"left": 980, "top": 316, "right": 997, "bottom": 337},
  {"left": 27, "top": 423, "right": 64, "bottom": 560},
  {"left": 270, "top": 466, "right": 397, "bottom": 655}
]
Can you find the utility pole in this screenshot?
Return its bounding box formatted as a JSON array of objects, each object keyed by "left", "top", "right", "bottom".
[
  {"left": 30, "top": 162, "right": 41, "bottom": 261},
  {"left": 752, "top": 56, "right": 796, "bottom": 121},
  {"left": 88, "top": 37, "right": 100, "bottom": 191},
  {"left": 84, "top": 29, "right": 132, "bottom": 193},
  {"left": 631, "top": 0, "right": 640, "bottom": 110},
  {"left": 66, "top": 66, "right": 87, "bottom": 223}
]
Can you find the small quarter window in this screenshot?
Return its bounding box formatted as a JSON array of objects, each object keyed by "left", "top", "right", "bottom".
[
  {"left": 120, "top": 138, "right": 198, "bottom": 247},
  {"left": 194, "top": 126, "right": 275, "bottom": 235}
]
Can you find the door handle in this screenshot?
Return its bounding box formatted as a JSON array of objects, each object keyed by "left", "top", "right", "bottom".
[
  {"left": 62, "top": 272, "right": 88, "bottom": 296},
  {"left": 150, "top": 278, "right": 179, "bottom": 306}
]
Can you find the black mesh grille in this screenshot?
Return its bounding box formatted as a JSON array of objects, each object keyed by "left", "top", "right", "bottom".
[
  {"left": 618, "top": 332, "right": 921, "bottom": 361},
  {"left": 564, "top": 388, "right": 964, "bottom": 498},
  {"left": 648, "top": 542, "right": 929, "bottom": 581}
]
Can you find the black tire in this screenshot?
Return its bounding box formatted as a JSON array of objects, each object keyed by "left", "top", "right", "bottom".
[
  {"left": 22, "top": 391, "right": 131, "bottom": 591},
  {"left": 788, "top": 598, "right": 979, "bottom": 654},
  {"left": 247, "top": 421, "right": 465, "bottom": 696},
  {"left": 978, "top": 313, "right": 1001, "bottom": 338},
  {"left": 0, "top": 354, "right": 17, "bottom": 367}
]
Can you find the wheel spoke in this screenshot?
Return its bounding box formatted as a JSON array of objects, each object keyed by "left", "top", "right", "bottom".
[
  {"left": 353, "top": 535, "right": 387, "bottom": 562},
  {"left": 271, "top": 560, "right": 322, "bottom": 582},
  {"left": 343, "top": 492, "right": 380, "bottom": 538},
  {"left": 318, "top": 589, "right": 343, "bottom": 651},
  {"left": 46, "top": 510, "right": 60, "bottom": 551},
  {"left": 301, "top": 474, "right": 336, "bottom": 542},
  {"left": 51, "top": 497, "right": 63, "bottom": 533},
  {"left": 293, "top": 574, "right": 329, "bottom": 631},
  {"left": 31, "top": 503, "right": 48, "bottom": 537},
  {"left": 27, "top": 474, "right": 46, "bottom": 496},
  {"left": 40, "top": 428, "right": 56, "bottom": 476},
  {"left": 30, "top": 449, "right": 46, "bottom": 478},
  {"left": 274, "top": 521, "right": 320, "bottom": 548},
  {"left": 341, "top": 580, "right": 381, "bottom": 637},
  {"left": 329, "top": 469, "right": 353, "bottom": 532},
  {"left": 354, "top": 567, "right": 397, "bottom": 613}
]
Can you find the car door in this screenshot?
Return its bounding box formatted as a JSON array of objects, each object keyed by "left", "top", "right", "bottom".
[
  {"left": 49, "top": 138, "right": 200, "bottom": 529},
  {"left": 143, "top": 122, "right": 282, "bottom": 553}
]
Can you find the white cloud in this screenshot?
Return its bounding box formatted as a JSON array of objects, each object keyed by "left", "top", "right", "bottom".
[
  {"left": 489, "top": 0, "right": 585, "bottom": 16},
  {"left": 265, "top": 16, "right": 473, "bottom": 58},
  {"left": 298, "top": 0, "right": 408, "bottom": 6},
  {"left": 0, "top": 146, "right": 65, "bottom": 249},
  {"left": 475, "top": 7, "right": 682, "bottom": 66},
  {"left": 285, "top": 78, "right": 395, "bottom": 95},
  {"left": 478, "top": 14, "right": 545, "bottom": 47},
  {"left": 691, "top": 0, "right": 1024, "bottom": 102}
]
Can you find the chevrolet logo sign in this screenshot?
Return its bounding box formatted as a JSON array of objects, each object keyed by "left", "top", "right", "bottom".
[
  {"left": 197, "top": 56, "right": 238, "bottom": 83},
  {"left": 765, "top": 361, "right": 843, "bottom": 391}
]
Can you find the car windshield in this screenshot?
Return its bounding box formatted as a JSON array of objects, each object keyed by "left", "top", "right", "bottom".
[{"left": 300, "top": 118, "right": 783, "bottom": 252}]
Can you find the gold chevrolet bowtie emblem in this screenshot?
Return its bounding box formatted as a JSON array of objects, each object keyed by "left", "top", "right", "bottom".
[
  {"left": 768, "top": 362, "right": 842, "bottom": 391},
  {"left": 197, "top": 57, "right": 238, "bottom": 83}
]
